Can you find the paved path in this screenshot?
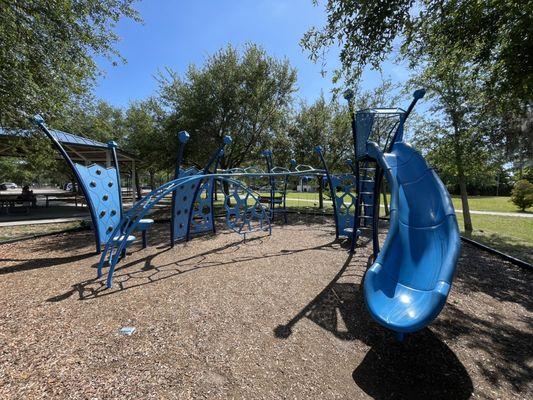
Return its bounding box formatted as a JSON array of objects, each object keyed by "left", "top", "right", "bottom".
[
  {"left": 0, "top": 217, "right": 91, "bottom": 227},
  {"left": 286, "top": 198, "right": 533, "bottom": 218}
]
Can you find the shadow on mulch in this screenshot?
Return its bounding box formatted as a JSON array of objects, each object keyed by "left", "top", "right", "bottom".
[
  {"left": 0, "top": 252, "right": 94, "bottom": 275},
  {"left": 275, "top": 237, "right": 533, "bottom": 398},
  {"left": 465, "top": 231, "right": 532, "bottom": 264},
  {"left": 455, "top": 242, "right": 532, "bottom": 311},
  {"left": 274, "top": 252, "right": 473, "bottom": 399},
  {"left": 47, "top": 232, "right": 350, "bottom": 302},
  {"left": 10, "top": 215, "right": 532, "bottom": 397}
]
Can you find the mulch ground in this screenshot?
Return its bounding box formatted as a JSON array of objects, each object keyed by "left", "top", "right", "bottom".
[{"left": 0, "top": 216, "right": 531, "bottom": 399}]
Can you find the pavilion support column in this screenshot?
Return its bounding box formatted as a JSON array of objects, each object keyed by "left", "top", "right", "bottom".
[{"left": 132, "top": 160, "right": 141, "bottom": 200}]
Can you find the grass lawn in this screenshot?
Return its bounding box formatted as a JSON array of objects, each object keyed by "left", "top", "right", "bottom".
[
  {"left": 450, "top": 195, "right": 531, "bottom": 213},
  {"left": 457, "top": 214, "right": 532, "bottom": 263},
  {"left": 286, "top": 192, "right": 532, "bottom": 214},
  {"left": 268, "top": 192, "right": 533, "bottom": 263},
  {"left": 0, "top": 221, "right": 84, "bottom": 243}
]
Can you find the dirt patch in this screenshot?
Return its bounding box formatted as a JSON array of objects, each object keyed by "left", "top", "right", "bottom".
[{"left": 0, "top": 216, "right": 531, "bottom": 399}]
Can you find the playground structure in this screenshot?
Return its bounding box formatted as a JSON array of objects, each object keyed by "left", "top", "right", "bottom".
[
  {"left": 34, "top": 116, "right": 154, "bottom": 254},
  {"left": 315, "top": 146, "right": 358, "bottom": 241},
  {"left": 32, "top": 89, "right": 460, "bottom": 339},
  {"left": 170, "top": 131, "right": 227, "bottom": 244},
  {"left": 259, "top": 150, "right": 290, "bottom": 223},
  {"left": 345, "top": 89, "right": 461, "bottom": 338}
]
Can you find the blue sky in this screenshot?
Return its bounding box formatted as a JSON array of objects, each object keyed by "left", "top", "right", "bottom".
[{"left": 94, "top": 0, "right": 411, "bottom": 108}]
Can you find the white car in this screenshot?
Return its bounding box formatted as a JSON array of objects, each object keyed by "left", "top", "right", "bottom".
[{"left": 0, "top": 182, "right": 18, "bottom": 190}]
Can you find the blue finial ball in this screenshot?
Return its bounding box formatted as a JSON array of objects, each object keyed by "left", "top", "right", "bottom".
[
  {"left": 346, "top": 159, "right": 353, "bottom": 165},
  {"left": 33, "top": 114, "right": 45, "bottom": 124},
  {"left": 223, "top": 135, "right": 233, "bottom": 145},
  {"left": 413, "top": 89, "right": 426, "bottom": 100},
  {"left": 314, "top": 145, "right": 323, "bottom": 154},
  {"left": 290, "top": 159, "right": 296, "bottom": 167},
  {"left": 343, "top": 89, "right": 354, "bottom": 101},
  {"left": 107, "top": 140, "right": 118, "bottom": 148},
  {"left": 178, "top": 131, "right": 190, "bottom": 144}
]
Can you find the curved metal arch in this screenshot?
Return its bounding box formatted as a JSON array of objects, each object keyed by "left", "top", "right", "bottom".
[
  {"left": 314, "top": 146, "right": 340, "bottom": 238},
  {"left": 34, "top": 116, "right": 111, "bottom": 253},
  {"left": 98, "top": 174, "right": 271, "bottom": 288}
]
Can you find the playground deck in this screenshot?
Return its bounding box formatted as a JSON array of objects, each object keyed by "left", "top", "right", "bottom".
[{"left": 0, "top": 217, "right": 531, "bottom": 399}]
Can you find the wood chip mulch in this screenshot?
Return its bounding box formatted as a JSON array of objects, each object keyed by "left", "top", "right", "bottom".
[{"left": 0, "top": 216, "right": 531, "bottom": 399}]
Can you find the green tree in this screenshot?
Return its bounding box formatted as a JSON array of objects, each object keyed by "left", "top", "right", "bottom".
[
  {"left": 56, "top": 99, "right": 128, "bottom": 144},
  {"left": 288, "top": 95, "right": 352, "bottom": 208},
  {"left": 302, "top": 0, "right": 532, "bottom": 105},
  {"left": 0, "top": 0, "right": 140, "bottom": 127},
  {"left": 0, "top": 136, "right": 67, "bottom": 186},
  {"left": 302, "top": 0, "right": 532, "bottom": 172},
  {"left": 123, "top": 98, "right": 170, "bottom": 189},
  {"left": 510, "top": 180, "right": 533, "bottom": 211},
  {"left": 158, "top": 44, "right": 297, "bottom": 170},
  {"left": 410, "top": 59, "right": 502, "bottom": 232},
  {"left": 289, "top": 95, "right": 350, "bottom": 170}
]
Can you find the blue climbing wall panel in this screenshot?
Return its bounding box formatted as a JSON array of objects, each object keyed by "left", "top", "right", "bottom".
[
  {"left": 190, "top": 178, "right": 214, "bottom": 234},
  {"left": 171, "top": 167, "right": 214, "bottom": 242},
  {"left": 331, "top": 174, "right": 357, "bottom": 236},
  {"left": 74, "top": 163, "right": 121, "bottom": 245}
]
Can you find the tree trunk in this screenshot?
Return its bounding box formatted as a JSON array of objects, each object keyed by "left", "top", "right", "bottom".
[
  {"left": 453, "top": 134, "right": 472, "bottom": 233},
  {"left": 149, "top": 171, "right": 155, "bottom": 190},
  {"left": 222, "top": 180, "right": 230, "bottom": 206},
  {"left": 381, "top": 180, "right": 389, "bottom": 216},
  {"left": 317, "top": 176, "right": 324, "bottom": 209},
  {"left": 134, "top": 171, "right": 142, "bottom": 200},
  {"left": 458, "top": 171, "right": 473, "bottom": 233},
  {"left": 451, "top": 114, "right": 473, "bottom": 233}
]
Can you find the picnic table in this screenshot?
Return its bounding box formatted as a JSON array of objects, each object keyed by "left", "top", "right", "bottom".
[
  {"left": 0, "top": 193, "right": 31, "bottom": 215},
  {"left": 0, "top": 189, "right": 82, "bottom": 215}
]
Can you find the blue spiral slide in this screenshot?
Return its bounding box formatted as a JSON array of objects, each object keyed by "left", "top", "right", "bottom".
[{"left": 363, "top": 140, "right": 461, "bottom": 337}]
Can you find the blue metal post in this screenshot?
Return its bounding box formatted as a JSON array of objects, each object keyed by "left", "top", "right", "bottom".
[
  {"left": 344, "top": 91, "right": 361, "bottom": 253},
  {"left": 171, "top": 131, "right": 190, "bottom": 246},
  {"left": 314, "top": 146, "right": 339, "bottom": 239}
]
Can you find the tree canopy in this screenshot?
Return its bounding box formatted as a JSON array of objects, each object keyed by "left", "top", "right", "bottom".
[
  {"left": 0, "top": 0, "right": 140, "bottom": 127},
  {"left": 302, "top": 0, "right": 532, "bottom": 106},
  {"left": 158, "top": 44, "right": 297, "bottom": 170}
]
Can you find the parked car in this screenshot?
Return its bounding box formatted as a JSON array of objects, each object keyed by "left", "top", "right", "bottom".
[
  {"left": 0, "top": 182, "right": 18, "bottom": 190},
  {"left": 64, "top": 182, "right": 78, "bottom": 192}
]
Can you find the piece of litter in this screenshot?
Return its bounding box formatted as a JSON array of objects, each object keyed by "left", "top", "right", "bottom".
[{"left": 119, "top": 327, "right": 136, "bottom": 336}]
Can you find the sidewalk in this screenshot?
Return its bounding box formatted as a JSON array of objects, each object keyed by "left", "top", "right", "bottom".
[{"left": 0, "top": 217, "right": 89, "bottom": 227}]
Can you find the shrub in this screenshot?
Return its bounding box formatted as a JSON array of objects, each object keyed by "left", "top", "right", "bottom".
[{"left": 510, "top": 179, "right": 533, "bottom": 211}]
